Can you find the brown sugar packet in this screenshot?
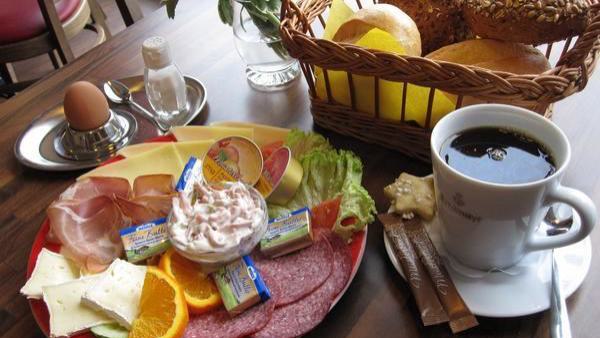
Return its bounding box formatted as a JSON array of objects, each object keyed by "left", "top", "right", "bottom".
[
  {"left": 378, "top": 213, "right": 449, "bottom": 326},
  {"left": 403, "top": 217, "right": 479, "bottom": 333}
]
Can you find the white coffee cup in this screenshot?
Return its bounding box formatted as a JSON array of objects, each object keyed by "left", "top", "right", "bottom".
[{"left": 430, "top": 104, "right": 597, "bottom": 270}]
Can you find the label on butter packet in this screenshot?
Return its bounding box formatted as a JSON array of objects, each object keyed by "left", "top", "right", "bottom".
[
  {"left": 176, "top": 156, "right": 203, "bottom": 193},
  {"left": 260, "top": 207, "right": 313, "bottom": 258},
  {"left": 119, "top": 218, "right": 171, "bottom": 263},
  {"left": 212, "top": 256, "right": 270, "bottom": 315}
]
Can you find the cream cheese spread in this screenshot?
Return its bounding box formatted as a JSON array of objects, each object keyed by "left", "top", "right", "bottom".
[{"left": 168, "top": 180, "right": 267, "bottom": 263}]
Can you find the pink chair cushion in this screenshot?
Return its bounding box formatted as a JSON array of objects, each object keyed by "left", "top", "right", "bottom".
[{"left": 0, "top": 0, "right": 81, "bottom": 45}]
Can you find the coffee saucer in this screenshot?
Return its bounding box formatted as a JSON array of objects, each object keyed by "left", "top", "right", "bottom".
[{"left": 383, "top": 212, "right": 592, "bottom": 318}]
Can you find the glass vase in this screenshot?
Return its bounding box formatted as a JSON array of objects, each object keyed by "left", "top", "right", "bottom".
[{"left": 232, "top": 0, "right": 300, "bottom": 91}]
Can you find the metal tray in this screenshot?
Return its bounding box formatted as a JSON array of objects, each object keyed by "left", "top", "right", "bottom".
[{"left": 14, "top": 75, "right": 207, "bottom": 171}]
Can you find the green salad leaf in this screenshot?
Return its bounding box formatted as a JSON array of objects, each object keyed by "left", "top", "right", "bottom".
[
  {"left": 268, "top": 130, "right": 376, "bottom": 242},
  {"left": 285, "top": 129, "right": 331, "bottom": 159}
]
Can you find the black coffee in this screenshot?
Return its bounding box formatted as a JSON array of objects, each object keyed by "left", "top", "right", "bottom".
[{"left": 439, "top": 127, "right": 556, "bottom": 184}]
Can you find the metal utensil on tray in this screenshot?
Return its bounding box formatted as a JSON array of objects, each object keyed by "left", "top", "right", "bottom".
[
  {"left": 103, "top": 80, "right": 170, "bottom": 133},
  {"left": 545, "top": 203, "right": 574, "bottom": 338}
]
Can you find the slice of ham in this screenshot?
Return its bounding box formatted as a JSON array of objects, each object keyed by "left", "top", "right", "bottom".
[
  {"left": 47, "top": 195, "right": 129, "bottom": 272},
  {"left": 46, "top": 175, "right": 174, "bottom": 272},
  {"left": 133, "top": 174, "right": 174, "bottom": 196},
  {"left": 115, "top": 195, "right": 173, "bottom": 225},
  {"left": 60, "top": 177, "right": 131, "bottom": 200},
  {"left": 117, "top": 175, "right": 175, "bottom": 224}
]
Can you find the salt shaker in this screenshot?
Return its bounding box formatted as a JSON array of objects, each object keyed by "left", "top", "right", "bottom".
[{"left": 142, "top": 36, "right": 187, "bottom": 123}]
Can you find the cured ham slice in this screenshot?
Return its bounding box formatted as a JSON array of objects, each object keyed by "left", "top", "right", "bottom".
[
  {"left": 47, "top": 195, "right": 129, "bottom": 272},
  {"left": 133, "top": 174, "right": 174, "bottom": 196},
  {"left": 117, "top": 174, "right": 175, "bottom": 224},
  {"left": 46, "top": 175, "right": 174, "bottom": 272},
  {"left": 60, "top": 177, "right": 131, "bottom": 200},
  {"left": 115, "top": 195, "right": 173, "bottom": 224}
]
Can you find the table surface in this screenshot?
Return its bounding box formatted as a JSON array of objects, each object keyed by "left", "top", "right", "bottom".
[{"left": 2, "top": 1, "right": 600, "bottom": 337}]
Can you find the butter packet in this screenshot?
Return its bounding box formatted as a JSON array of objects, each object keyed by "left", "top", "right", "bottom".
[
  {"left": 260, "top": 207, "right": 313, "bottom": 258},
  {"left": 119, "top": 218, "right": 171, "bottom": 263},
  {"left": 212, "top": 256, "right": 270, "bottom": 316},
  {"left": 176, "top": 156, "right": 203, "bottom": 193}
]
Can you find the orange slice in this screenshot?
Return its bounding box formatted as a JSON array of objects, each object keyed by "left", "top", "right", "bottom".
[
  {"left": 129, "top": 266, "right": 189, "bottom": 338},
  {"left": 159, "top": 248, "right": 222, "bottom": 314}
]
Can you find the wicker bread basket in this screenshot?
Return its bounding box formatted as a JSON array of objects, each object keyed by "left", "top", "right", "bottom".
[{"left": 280, "top": 0, "right": 600, "bottom": 162}]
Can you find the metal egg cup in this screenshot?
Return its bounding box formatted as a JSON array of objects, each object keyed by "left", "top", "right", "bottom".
[{"left": 54, "top": 109, "right": 137, "bottom": 161}]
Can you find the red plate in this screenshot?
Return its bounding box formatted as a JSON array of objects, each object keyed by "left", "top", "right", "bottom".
[{"left": 26, "top": 135, "right": 367, "bottom": 337}]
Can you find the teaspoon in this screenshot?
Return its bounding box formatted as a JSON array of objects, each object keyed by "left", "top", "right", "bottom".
[
  {"left": 544, "top": 203, "right": 574, "bottom": 338},
  {"left": 103, "top": 80, "right": 170, "bottom": 133}
]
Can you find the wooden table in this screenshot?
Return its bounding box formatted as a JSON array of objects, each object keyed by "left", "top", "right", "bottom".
[{"left": 1, "top": 1, "right": 599, "bottom": 337}]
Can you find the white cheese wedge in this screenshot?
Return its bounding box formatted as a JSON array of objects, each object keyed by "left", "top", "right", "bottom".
[
  {"left": 171, "top": 125, "right": 254, "bottom": 143},
  {"left": 118, "top": 140, "right": 214, "bottom": 163},
  {"left": 42, "top": 275, "right": 114, "bottom": 338},
  {"left": 210, "top": 121, "right": 290, "bottom": 147},
  {"left": 81, "top": 259, "right": 147, "bottom": 329},
  {"left": 20, "top": 248, "right": 79, "bottom": 299},
  {"left": 78, "top": 143, "right": 184, "bottom": 184}
]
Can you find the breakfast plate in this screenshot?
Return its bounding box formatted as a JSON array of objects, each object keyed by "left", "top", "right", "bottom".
[
  {"left": 384, "top": 212, "right": 592, "bottom": 318},
  {"left": 25, "top": 127, "right": 371, "bottom": 337}
]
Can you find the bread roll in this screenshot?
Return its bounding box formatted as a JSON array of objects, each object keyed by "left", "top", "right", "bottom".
[
  {"left": 462, "top": 0, "right": 589, "bottom": 44},
  {"left": 426, "top": 39, "right": 551, "bottom": 74},
  {"left": 380, "top": 0, "right": 472, "bottom": 55},
  {"left": 333, "top": 4, "right": 422, "bottom": 56},
  {"left": 426, "top": 39, "right": 551, "bottom": 109}
]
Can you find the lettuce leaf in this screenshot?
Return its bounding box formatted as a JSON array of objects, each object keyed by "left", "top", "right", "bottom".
[
  {"left": 285, "top": 129, "right": 331, "bottom": 159},
  {"left": 268, "top": 136, "right": 376, "bottom": 242}
]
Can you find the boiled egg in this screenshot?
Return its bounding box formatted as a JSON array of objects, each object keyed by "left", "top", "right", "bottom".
[{"left": 63, "top": 81, "right": 110, "bottom": 131}]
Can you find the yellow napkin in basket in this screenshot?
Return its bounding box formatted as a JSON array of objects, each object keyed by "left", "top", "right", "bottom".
[{"left": 315, "top": 0, "right": 455, "bottom": 127}]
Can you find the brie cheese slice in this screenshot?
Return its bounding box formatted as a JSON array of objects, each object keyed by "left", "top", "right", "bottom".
[
  {"left": 82, "top": 259, "right": 147, "bottom": 329},
  {"left": 21, "top": 248, "right": 79, "bottom": 299},
  {"left": 42, "top": 275, "right": 113, "bottom": 338}
]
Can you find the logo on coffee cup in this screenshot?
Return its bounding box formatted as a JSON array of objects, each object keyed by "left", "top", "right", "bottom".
[{"left": 441, "top": 192, "right": 481, "bottom": 223}]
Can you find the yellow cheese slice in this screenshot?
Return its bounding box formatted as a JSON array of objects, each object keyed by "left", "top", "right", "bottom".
[
  {"left": 117, "top": 140, "right": 214, "bottom": 163},
  {"left": 210, "top": 121, "right": 290, "bottom": 147},
  {"left": 79, "top": 143, "right": 184, "bottom": 184},
  {"left": 117, "top": 142, "right": 167, "bottom": 158},
  {"left": 171, "top": 126, "right": 254, "bottom": 143},
  {"left": 174, "top": 140, "right": 214, "bottom": 163}
]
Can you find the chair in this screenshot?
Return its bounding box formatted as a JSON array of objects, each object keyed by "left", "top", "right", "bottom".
[{"left": 0, "top": 0, "right": 110, "bottom": 96}]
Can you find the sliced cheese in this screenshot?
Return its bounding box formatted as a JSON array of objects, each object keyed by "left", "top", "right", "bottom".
[
  {"left": 117, "top": 142, "right": 169, "bottom": 158},
  {"left": 43, "top": 275, "right": 114, "bottom": 338},
  {"left": 210, "top": 121, "right": 290, "bottom": 147},
  {"left": 171, "top": 125, "right": 254, "bottom": 143},
  {"left": 78, "top": 143, "right": 184, "bottom": 185},
  {"left": 21, "top": 248, "right": 79, "bottom": 299},
  {"left": 172, "top": 140, "right": 214, "bottom": 163},
  {"left": 81, "top": 259, "right": 147, "bottom": 329},
  {"left": 118, "top": 140, "right": 214, "bottom": 164}
]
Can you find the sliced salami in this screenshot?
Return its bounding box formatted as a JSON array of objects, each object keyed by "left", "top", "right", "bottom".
[
  {"left": 251, "top": 232, "right": 334, "bottom": 307},
  {"left": 322, "top": 229, "right": 352, "bottom": 301},
  {"left": 251, "top": 229, "right": 352, "bottom": 338},
  {"left": 183, "top": 297, "right": 275, "bottom": 338}
]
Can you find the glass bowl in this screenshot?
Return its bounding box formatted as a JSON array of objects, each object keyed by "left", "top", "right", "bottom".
[{"left": 167, "top": 182, "right": 268, "bottom": 271}]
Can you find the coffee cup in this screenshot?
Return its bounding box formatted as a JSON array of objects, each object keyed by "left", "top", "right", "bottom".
[{"left": 430, "top": 104, "right": 597, "bottom": 270}]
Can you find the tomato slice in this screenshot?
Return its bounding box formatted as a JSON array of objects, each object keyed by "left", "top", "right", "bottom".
[
  {"left": 311, "top": 197, "right": 341, "bottom": 230},
  {"left": 261, "top": 141, "right": 284, "bottom": 160}
]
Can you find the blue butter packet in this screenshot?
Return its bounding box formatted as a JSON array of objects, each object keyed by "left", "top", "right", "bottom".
[
  {"left": 212, "top": 255, "right": 271, "bottom": 315},
  {"left": 119, "top": 217, "right": 170, "bottom": 263},
  {"left": 176, "top": 156, "right": 203, "bottom": 192}
]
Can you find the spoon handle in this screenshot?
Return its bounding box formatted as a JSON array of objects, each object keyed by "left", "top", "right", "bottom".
[
  {"left": 550, "top": 250, "right": 571, "bottom": 338},
  {"left": 129, "top": 99, "right": 170, "bottom": 133}
]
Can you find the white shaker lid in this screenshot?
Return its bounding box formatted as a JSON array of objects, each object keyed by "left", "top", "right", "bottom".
[{"left": 142, "top": 36, "right": 172, "bottom": 69}]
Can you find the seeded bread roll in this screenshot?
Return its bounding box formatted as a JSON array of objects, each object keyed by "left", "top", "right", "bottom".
[
  {"left": 380, "top": 0, "right": 472, "bottom": 54},
  {"left": 463, "top": 0, "right": 590, "bottom": 44}
]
